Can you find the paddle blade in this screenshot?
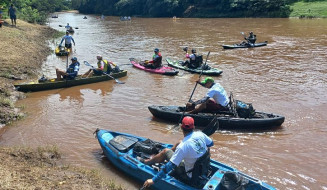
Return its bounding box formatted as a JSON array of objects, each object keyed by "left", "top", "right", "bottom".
[
  {"left": 202, "top": 117, "right": 219, "bottom": 136},
  {"left": 116, "top": 80, "right": 125, "bottom": 84}
]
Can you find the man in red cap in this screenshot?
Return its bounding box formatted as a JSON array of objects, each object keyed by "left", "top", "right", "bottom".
[{"left": 142, "top": 116, "right": 213, "bottom": 188}]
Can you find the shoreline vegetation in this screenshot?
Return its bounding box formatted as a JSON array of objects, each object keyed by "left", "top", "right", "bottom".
[{"left": 0, "top": 19, "right": 124, "bottom": 189}]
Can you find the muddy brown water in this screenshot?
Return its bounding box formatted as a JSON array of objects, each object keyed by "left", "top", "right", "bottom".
[{"left": 1, "top": 13, "right": 327, "bottom": 189}]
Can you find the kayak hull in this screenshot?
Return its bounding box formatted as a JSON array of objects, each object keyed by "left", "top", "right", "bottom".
[
  {"left": 222, "top": 41, "right": 268, "bottom": 49},
  {"left": 14, "top": 70, "right": 127, "bottom": 92},
  {"left": 148, "top": 105, "right": 285, "bottom": 131},
  {"left": 166, "top": 58, "right": 223, "bottom": 76},
  {"left": 96, "top": 129, "right": 276, "bottom": 190},
  {"left": 129, "top": 58, "right": 178, "bottom": 76}
]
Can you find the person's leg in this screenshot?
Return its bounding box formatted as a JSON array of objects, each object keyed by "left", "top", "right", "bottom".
[
  {"left": 143, "top": 148, "right": 172, "bottom": 165},
  {"left": 188, "top": 102, "right": 206, "bottom": 114},
  {"left": 82, "top": 69, "right": 92, "bottom": 78},
  {"left": 56, "top": 68, "right": 66, "bottom": 80}
]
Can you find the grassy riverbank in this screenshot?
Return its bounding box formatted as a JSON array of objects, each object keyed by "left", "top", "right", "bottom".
[
  {"left": 290, "top": 1, "right": 327, "bottom": 18},
  {"left": 0, "top": 19, "right": 124, "bottom": 189}
]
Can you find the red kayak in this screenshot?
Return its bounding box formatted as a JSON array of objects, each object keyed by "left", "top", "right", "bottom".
[{"left": 129, "top": 58, "right": 179, "bottom": 76}]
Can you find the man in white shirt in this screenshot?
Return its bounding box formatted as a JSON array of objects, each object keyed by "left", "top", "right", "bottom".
[
  {"left": 186, "top": 77, "right": 229, "bottom": 114},
  {"left": 142, "top": 116, "right": 214, "bottom": 188}
]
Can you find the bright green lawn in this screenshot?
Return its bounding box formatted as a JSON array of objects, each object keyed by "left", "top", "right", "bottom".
[{"left": 290, "top": 1, "right": 327, "bottom": 18}]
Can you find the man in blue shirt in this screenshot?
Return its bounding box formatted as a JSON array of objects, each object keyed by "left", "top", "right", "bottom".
[
  {"left": 59, "top": 31, "right": 75, "bottom": 48},
  {"left": 142, "top": 116, "right": 214, "bottom": 188},
  {"left": 56, "top": 57, "right": 80, "bottom": 80}
]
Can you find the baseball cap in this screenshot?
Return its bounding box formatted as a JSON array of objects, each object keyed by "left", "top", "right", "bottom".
[
  {"left": 181, "top": 116, "right": 194, "bottom": 130},
  {"left": 201, "top": 77, "right": 214, "bottom": 85},
  {"left": 154, "top": 48, "right": 159, "bottom": 52},
  {"left": 71, "top": 57, "right": 77, "bottom": 61}
]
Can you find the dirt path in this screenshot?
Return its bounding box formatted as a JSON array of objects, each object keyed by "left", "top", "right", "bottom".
[{"left": 0, "top": 19, "right": 125, "bottom": 189}]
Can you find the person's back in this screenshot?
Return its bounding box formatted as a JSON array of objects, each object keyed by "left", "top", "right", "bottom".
[
  {"left": 247, "top": 32, "right": 256, "bottom": 44},
  {"left": 208, "top": 82, "right": 229, "bottom": 107},
  {"left": 171, "top": 131, "right": 210, "bottom": 175},
  {"left": 152, "top": 53, "right": 162, "bottom": 68}
]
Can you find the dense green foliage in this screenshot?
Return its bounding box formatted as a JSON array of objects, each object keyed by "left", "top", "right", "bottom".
[
  {"left": 290, "top": 0, "right": 327, "bottom": 18},
  {"left": 0, "top": 0, "right": 70, "bottom": 24},
  {"left": 74, "top": 0, "right": 293, "bottom": 18},
  {"left": 1, "top": 0, "right": 326, "bottom": 21}
]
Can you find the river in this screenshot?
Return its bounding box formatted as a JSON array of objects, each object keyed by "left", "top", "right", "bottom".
[{"left": 0, "top": 12, "right": 327, "bottom": 189}]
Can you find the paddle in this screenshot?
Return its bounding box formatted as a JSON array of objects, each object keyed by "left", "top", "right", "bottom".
[
  {"left": 201, "top": 115, "right": 219, "bottom": 136},
  {"left": 83, "top": 61, "right": 125, "bottom": 84},
  {"left": 59, "top": 25, "right": 79, "bottom": 29},
  {"left": 241, "top": 32, "right": 252, "bottom": 46},
  {"left": 173, "top": 51, "right": 211, "bottom": 129}
]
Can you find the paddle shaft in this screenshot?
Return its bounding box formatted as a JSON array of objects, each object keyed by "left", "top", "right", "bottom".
[
  {"left": 177, "top": 51, "right": 211, "bottom": 124},
  {"left": 83, "top": 61, "right": 125, "bottom": 84},
  {"left": 59, "top": 24, "right": 78, "bottom": 29}
]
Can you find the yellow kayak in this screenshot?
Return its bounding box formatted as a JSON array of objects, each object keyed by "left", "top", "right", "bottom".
[{"left": 55, "top": 46, "right": 70, "bottom": 56}]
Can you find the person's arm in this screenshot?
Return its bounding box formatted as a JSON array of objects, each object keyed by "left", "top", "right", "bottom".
[
  {"left": 71, "top": 37, "right": 75, "bottom": 45},
  {"left": 60, "top": 37, "right": 64, "bottom": 46},
  {"left": 108, "top": 61, "right": 116, "bottom": 67},
  {"left": 149, "top": 54, "right": 159, "bottom": 63},
  {"left": 143, "top": 161, "right": 177, "bottom": 188},
  {"left": 192, "top": 96, "right": 210, "bottom": 106}
]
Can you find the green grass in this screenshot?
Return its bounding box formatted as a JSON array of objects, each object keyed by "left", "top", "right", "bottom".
[{"left": 290, "top": 1, "right": 327, "bottom": 18}]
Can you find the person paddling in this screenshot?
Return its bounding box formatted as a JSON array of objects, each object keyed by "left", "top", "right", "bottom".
[
  {"left": 56, "top": 57, "right": 80, "bottom": 80},
  {"left": 142, "top": 116, "right": 214, "bottom": 188},
  {"left": 143, "top": 48, "right": 162, "bottom": 69},
  {"left": 244, "top": 31, "right": 256, "bottom": 46},
  {"left": 186, "top": 77, "right": 230, "bottom": 114},
  {"left": 82, "top": 55, "right": 119, "bottom": 78}
]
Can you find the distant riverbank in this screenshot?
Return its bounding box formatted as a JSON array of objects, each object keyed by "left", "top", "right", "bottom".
[{"left": 290, "top": 1, "right": 327, "bottom": 18}]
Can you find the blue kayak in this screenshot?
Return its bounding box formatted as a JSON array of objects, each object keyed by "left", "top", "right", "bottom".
[{"left": 95, "top": 129, "right": 275, "bottom": 190}]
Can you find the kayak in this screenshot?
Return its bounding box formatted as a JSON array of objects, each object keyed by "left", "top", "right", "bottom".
[
  {"left": 148, "top": 105, "right": 285, "bottom": 130},
  {"left": 55, "top": 46, "right": 70, "bottom": 56},
  {"left": 67, "top": 28, "right": 74, "bottom": 33},
  {"left": 129, "top": 58, "right": 179, "bottom": 76},
  {"left": 14, "top": 70, "right": 127, "bottom": 92},
  {"left": 166, "top": 58, "right": 223, "bottom": 76},
  {"left": 222, "top": 41, "right": 268, "bottom": 49},
  {"left": 95, "top": 128, "right": 276, "bottom": 190}
]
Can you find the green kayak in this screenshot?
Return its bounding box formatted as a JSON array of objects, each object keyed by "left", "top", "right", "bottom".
[
  {"left": 14, "top": 70, "right": 127, "bottom": 92},
  {"left": 166, "top": 58, "right": 223, "bottom": 76}
]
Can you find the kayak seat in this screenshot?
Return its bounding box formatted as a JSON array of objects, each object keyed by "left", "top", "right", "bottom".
[
  {"left": 109, "top": 135, "right": 138, "bottom": 153},
  {"left": 187, "top": 150, "right": 211, "bottom": 188}
]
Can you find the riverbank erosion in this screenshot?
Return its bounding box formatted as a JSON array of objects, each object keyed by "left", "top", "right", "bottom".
[
  {"left": 0, "top": 19, "right": 59, "bottom": 126},
  {"left": 0, "top": 20, "right": 124, "bottom": 189},
  {"left": 0, "top": 146, "right": 124, "bottom": 189}
]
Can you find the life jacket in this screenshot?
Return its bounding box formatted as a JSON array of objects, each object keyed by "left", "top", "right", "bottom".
[
  {"left": 97, "top": 59, "right": 112, "bottom": 73},
  {"left": 152, "top": 53, "right": 162, "bottom": 68},
  {"left": 189, "top": 54, "right": 203, "bottom": 68}
]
